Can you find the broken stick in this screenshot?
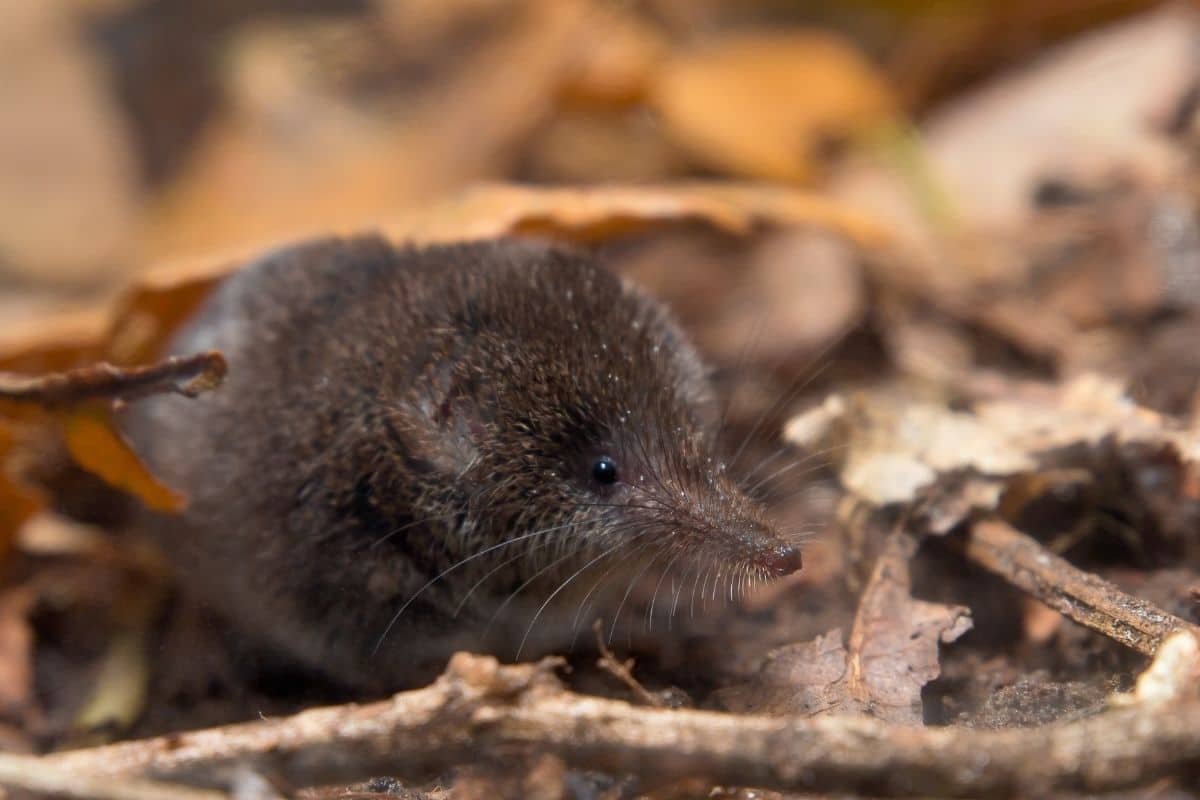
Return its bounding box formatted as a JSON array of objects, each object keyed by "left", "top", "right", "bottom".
[
  {"left": 966, "top": 518, "right": 1200, "bottom": 656},
  {"left": 0, "top": 352, "right": 226, "bottom": 407},
  {"left": 34, "top": 652, "right": 1200, "bottom": 797}
]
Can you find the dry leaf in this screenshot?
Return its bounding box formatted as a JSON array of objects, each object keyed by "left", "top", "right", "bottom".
[
  {"left": 0, "top": 587, "right": 36, "bottom": 724},
  {"left": 0, "top": 310, "right": 109, "bottom": 374},
  {"left": 653, "top": 31, "right": 896, "bottom": 182},
  {"left": 0, "top": 427, "right": 42, "bottom": 557},
  {"left": 834, "top": 5, "right": 1200, "bottom": 259},
  {"left": 0, "top": 481, "right": 40, "bottom": 558},
  {"left": 1, "top": 182, "right": 888, "bottom": 373},
  {"left": 785, "top": 374, "right": 1200, "bottom": 509},
  {"left": 717, "top": 532, "right": 971, "bottom": 722},
  {"left": 918, "top": 6, "right": 1197, "bottom": 232},
  {"left": 785, "top": 394, "right": 1028, "bottom": 507},
  {"left": 713, "top": 629, "right": 850, "bottom": 717},
  {"left": 384, "top": 182, "right": 889, "bottom": 248},
  {"left": 73, "top": 570, "right": 166, "bottom": 733},
  {"left": 845, "top": 532, "right": 973, "bottom": 722},
  {"left": 63, "top": 407, "right": 184, "bottom": 514}
]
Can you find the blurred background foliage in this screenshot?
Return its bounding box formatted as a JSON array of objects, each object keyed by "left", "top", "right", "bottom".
[{"left": 0, "top": 0, "right": 1176, "bottom": 316}]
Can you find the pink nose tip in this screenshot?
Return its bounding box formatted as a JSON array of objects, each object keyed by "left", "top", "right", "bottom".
[{"left": 760, "top": 544, "right": 803, "bottom": 576}]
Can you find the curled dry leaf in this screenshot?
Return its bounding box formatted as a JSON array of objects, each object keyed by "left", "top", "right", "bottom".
[
  {"left": 7, "top": 181, "right": 889, "bottom": 372},
  {"left": 717, "top": 532, "right": 971, "bottom": 723},
  {"left": 785, "top": 374, "right": 1200, "bottom": 511},
  {"left": 62, "top": 407, "right": 183, "bottom": 514},
  {"left": 382, "top": 182, "right": 890, "bottom": 250},
  {"left": 845, "top": 532, "right": 973, "bottom": 722},
  {"left": 653, "top": 31, "right": 896, "bottom": 183},
  {"left": 784, "top": 392, "right": 1027, "bottom": 507}
]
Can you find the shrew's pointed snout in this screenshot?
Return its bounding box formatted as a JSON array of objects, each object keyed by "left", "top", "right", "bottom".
[{"left": 758, "top": 542, "right": 803, "bottom": 577}]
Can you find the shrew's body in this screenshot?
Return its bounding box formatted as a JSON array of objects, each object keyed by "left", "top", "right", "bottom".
[{"left": 121, "top": 237, "right": 801, "bottom": 689}]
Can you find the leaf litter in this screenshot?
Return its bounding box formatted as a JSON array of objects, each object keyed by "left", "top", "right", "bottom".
[{"left": 2, "top": 1, "right": 1200, "bottom": 798}]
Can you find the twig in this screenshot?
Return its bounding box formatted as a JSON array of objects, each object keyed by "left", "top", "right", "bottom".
[
  {"left": 0, "top": 352, "right": 227, "bottom": 407},
  {"left": 592, "top": 619, "right": 664, "bottom": 707},
  {"left": 39, "top": 653, "right": 1200, "bottom": 797},
  {"left": 966, "top": 518, "right": 1200, "bottom": 656},
  {"left": 0, "top": 751, "right": 227, "bottom": 800}
]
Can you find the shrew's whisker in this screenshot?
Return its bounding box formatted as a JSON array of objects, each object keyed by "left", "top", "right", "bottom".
[
  {"left": 486, "top": 523, "right": 654, "bottom": 641},
  {"left": 515, "top": 531, "right": 652, "bottom": 660},
  {"left": 373, "top": 518, "right": 584, "bottom": 654}
]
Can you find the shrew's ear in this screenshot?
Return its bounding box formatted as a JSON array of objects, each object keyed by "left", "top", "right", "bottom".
[{"left": 400, "top": 347, "right": 495, "bottom": 476}]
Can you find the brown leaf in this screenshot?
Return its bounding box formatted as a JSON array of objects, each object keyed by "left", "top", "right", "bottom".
[
  {"left": 846, "top": 532, "right": 973, "bottom": 722},
  {"left": 714, "top": 629, "right": 850, "bottom": 717},
  {"left": 63, "top": 407, "right": 184, "bottom": 514},
  {"left": 0, "top": 427, "right": 44, "bottom": 558},
  {"left": 383, "top": 182, "right": 890, "bottom": 248},
  {"left": 717, "top": 532, "right": 971, "bottom": 722},
  {"left": 653, "top": 31, "right": 896, "bottom": 182},
  {"left": 920, "top": 6, "right": 1196, "bottom": 233},
  {"left": 46, "top": 182, "right": 891, "bottom": 369},
  {"left": 0, "top": 480, "right": 39, "bottom": 558},
  {"left": 0, "top": 586, "right": 36, "bottom": 726}
]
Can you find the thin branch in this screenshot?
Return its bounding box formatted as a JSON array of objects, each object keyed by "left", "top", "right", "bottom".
[
  {"left": 592, "top": 619, "right": 664, "bottom": 707},
  {"left": 0, "top": 752, "right": 228, "bottom": 800},
  {"left": 38, "top": 653, "right": 1200, "bottom": 797},
  {"left": 966, "top": 518, "right": 1200, "bottom": 656},
  {"left": 0, "top": 352, "right": 227, "bottom": 407}
]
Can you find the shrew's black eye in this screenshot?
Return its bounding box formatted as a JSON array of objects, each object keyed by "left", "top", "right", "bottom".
[{"left": 591, "top": 456, "right": 619, "bottom": 485}]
